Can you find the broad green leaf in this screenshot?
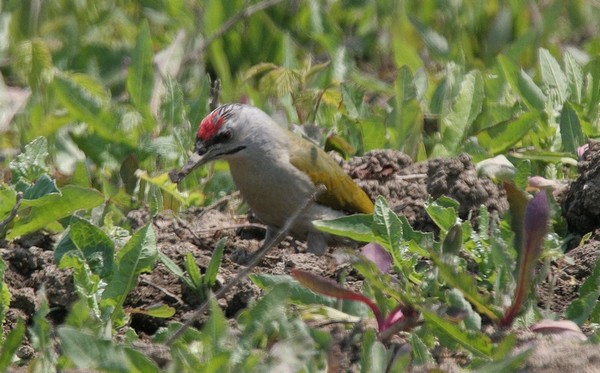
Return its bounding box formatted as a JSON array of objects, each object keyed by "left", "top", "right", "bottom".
[
  {"left": 159, "top": 78, "right": 185, "bottom": 128},
  {"left": 67, "top": 217, "right": 115, "bottom": 278},
  {"left": 559, "top": 102, "right": 585, "bottom": 153},
  {"left": 314, "top": 214, "right": 375, "bottom": 243},
  {"left": 102, "top": 224, "right": 157, "bottom": 310},
  {"left": 564, "top": 51, "right": 584, "bottom": 103},
  {"left": 410, "top": 17, "right": 449, "bottom": 58},
  {"left": 8, "top": 185, "right": 104, "bottom": 239},
  {"left": 517, "top": 69, "right": 547, "bottom": 110},
  {"left": 425, "top": 199, "right": 458, "bottom": 232},
  {"left": 359, "top": 329, "right": 387, "bottom": 373},
  {"left": 372, "top": 197, "right": 402, "bottom": 250},
  {"left": 9, "top": 136, "right": 48, "bottom": 182},
  {"left": 251, "top": 273, "right": 336, "bottom": 308},
  {"left": 539, "top": 48, "right": 569, "bottom": 106},
  {"left": 391, "top": 12, "right": 423, "bottom": 71},
  {"left": 131, "top": 304, "right": 176, "bottom": 318},
  {"left": 58, "top": 326, "right": 159, "bottom": 373},
  {"left": 22, "top": 174, "right": 59, "bottom": 200},
  {"left": 0, "top": 320, "right": 25, "bottom": 370},
  {"left": 409, "top": 333, "right": 434, "bottom": 366},
  {"left": 477, "top": 112, "right": 538, "bottom": 154},
  {"left": 53, "top": 72, "right": 115, "bottom": 139},
  {"left": 203, "top": 297, "right": 229, "bottom": 354},
  {"left": 203, "top": 237, "right": 226, "bottom": 287},
  {"left": 498, "top": 55, "right": 546, "bottom": 110},
  {"left": 422, "top": 310, "right": 493, "bottom": 358},
  {"left": 127, "top": 22, "right": 154, "bottom": 112},
  {"left": 434, "top": 70, "right": 484, "bottom": 156},
  {"left": 360, "top": 118, "right": 387, "bottom": 151},
  {"left": 13, "top": 39, "right": 52, "bottom": 90},
  {"left": 0, "top": 187, "right": 17, "bottom": 219}
]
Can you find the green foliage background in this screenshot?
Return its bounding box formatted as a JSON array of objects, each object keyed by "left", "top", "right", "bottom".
[{"left": 0, "top": 0, "right": 599, "bottom": 371}]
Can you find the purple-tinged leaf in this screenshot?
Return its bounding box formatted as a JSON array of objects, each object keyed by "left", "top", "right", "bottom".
[
  {"left": 577, "top": 144, "right": 589, "bottom": 159},
  {"left": 530, "top": 319, "right": 586, "bottom": 341},
  {"left": 361, "top": 242, "right": 392, "bottom": 273},
  {"left": 501, "top": 191, "right": 550, "bottom": 327},
  {"left": 523, "top": 191, "right": 550, "bottom": 258},
  {"left": 382, "top": 304, "right": 405, "bottom": 330},
  {"left": 291, "top": 269, "right": 384, "bottom": 330}
]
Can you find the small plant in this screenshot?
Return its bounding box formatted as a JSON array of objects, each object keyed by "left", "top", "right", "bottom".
[{"left": 160, "top": 237, "right": 226, "bottom": 304}]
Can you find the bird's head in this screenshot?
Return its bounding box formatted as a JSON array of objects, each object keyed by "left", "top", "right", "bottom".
[
  {"left": 179, "top": 104, "right": 280, "bottom": 175},
  {"left": 194, "top": 103, "right": 248, "bottom": 165}
]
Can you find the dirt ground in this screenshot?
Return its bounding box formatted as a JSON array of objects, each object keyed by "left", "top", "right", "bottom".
[{"left": 1, "top": 146, "right": 600, "bottom": 372}]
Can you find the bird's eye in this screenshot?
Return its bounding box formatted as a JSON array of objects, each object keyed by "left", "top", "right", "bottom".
[{"left": 216, "top": 130, "right": 232, "bottom": 143}]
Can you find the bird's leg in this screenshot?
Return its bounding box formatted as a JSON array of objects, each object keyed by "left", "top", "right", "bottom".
[{"left": 306, "top": 231, "right": 328, "bottom": 255}]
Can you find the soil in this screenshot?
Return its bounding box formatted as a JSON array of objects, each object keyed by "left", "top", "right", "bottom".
[{"left": 1, "top": 148, "right": 600, "bottom": 372}]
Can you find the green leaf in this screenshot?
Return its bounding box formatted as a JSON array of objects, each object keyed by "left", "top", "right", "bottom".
[
  {"left": 446, "top": 288, "right": 481, "bottom": 330},
  {"left": 53, "top": 71, "right": 113, "bottom": 136},
  {"left": 22, "top": 174, "right": 59, "bottom": 200},
  {"left": 410, "top": 17, "right": 449, "bottom": 58},
  {"left": 409, "top": 333, "right": 434, "bottom": 366},
  {"left": 314, "top": 214, "right": 375, "bottom": 243},
  {"left": 517, "top": 69, "right": 547, "bottom": 110},
  {"left": 372, "top": 197, "right": 402, "bottom": 250},
  {"left": 431, "top": 251, "right": 501, "bottom": 322},
  {"left": 7, "top": 185, "right": 105, "bottom": 239},
  {"left": 559, "top": 102, "right": 585, "bottom": 153},
  {"left": 251, "top": 274, "right": 337, "bottom": 307},
  {"left": 158, "top": 251, "right": 184, "bottom": 278},
  {"left": 422, "top": 310, "right": 493, "bottom": 358},
  {"left": 434, "top": 70, "right": 484, "bottom": 156},
  {"left": 0, "top": 187, "right": 17, "bottom": 220},
  {"left": 203, "top": 297, "right": 229, "bottom": 354},
  {"left": 101, "top": 224, "right": 157, "bottom": 313},
  {"left": 359, "top": 329, "right": 387, "bottom": 373},
  {"left": 498, "top": 55, "right": 546, "bottom": 110},
  {"left": 127, "top": 22, "right": 154, "bottom": 112},
  {"left": 59, "top": 217, "right": 115, "bottom": 279},
  {"left": 13, "top": 39, "right": 52, "bottom": 89},
  {"left": 184, "top": 252, "right": 202, "bottom": 288},
  {"left": 0, "top": 320, "right": 25, "bottom": 370},
  {"left": 477, "top": 112, "right": 538, "bottom": 154},
  {"left": 539, "top": 48, "right": 569, "bottom": 106},
  {"left": 203, "top": 237, "right": 226, "bottom": 287},
  {"left": 425, "top": 198, "right": 458, "bottom": 232},
  {"left": 0, "top": 258, "right": 10, "bottom": 336},
  {"left": 132, "top": 304, "right": 176, "bottom": 318},
  {"left": 564, "top": 51, "right": 584, "bottom": 103},
  {"left": 58, "top": 326, "right": 159, "bottom": 373},
  {"left": 442, "top": 223, "right": 463, "bottom": 256},
  {"left": 9, "top": 136, "right": 49, "bottom": 182}
]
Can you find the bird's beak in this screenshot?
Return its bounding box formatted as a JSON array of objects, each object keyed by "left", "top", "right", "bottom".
[{"left": 168, "top": 141, "right": 217, "bottom": 184}]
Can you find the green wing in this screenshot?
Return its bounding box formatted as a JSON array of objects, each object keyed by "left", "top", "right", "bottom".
[{"left": 288, "top": 135, "right": 374, "bottom": 214}]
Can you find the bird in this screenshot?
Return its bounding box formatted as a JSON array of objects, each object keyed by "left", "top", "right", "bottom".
[{"left": 181, "top": 103, "right": 374, "bottom": 254}]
